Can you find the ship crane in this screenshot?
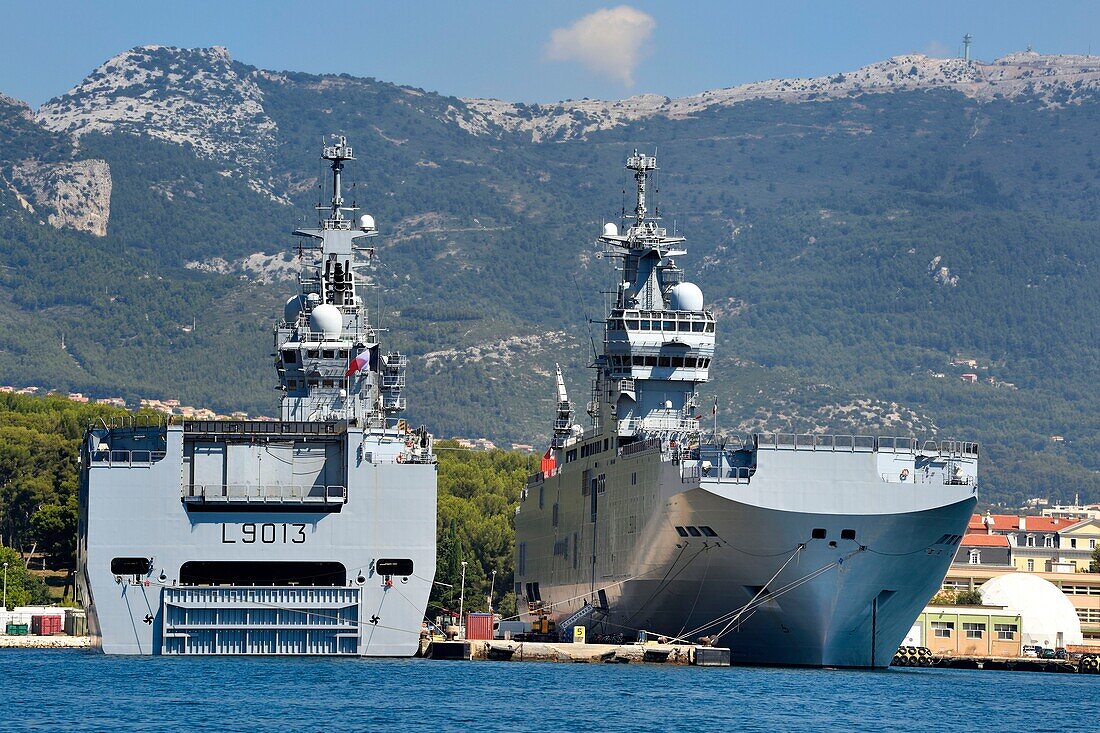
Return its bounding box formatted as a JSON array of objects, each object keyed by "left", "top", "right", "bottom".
[{"left": 551, "top": 364, "right": 575, "bottom": 449}]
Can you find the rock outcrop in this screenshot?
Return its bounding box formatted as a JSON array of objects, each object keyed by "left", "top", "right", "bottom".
[
  {"left": 11, "top": 158, "right": 112, "bottom": 236},
  {"left": 37, "top": 46, "right": 278, "bottom": 190}
]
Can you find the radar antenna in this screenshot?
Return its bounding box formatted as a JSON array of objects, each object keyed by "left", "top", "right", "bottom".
[{"left": 320, "top": 135, "right": 356, "bottom": 226}]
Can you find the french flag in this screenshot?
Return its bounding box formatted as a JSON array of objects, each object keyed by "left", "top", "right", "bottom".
[{"left": 345, "top": 344, "right": 378, "bottom": 377}]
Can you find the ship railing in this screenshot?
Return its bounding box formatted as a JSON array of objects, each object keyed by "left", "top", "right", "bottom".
[
  {"left": 100, "top": 413, "right": 179, "bottom": 429},
  {"left": 89, "top": 449, "right": 167, "bottom": 466},
  {"left": 527, "top": 466, "right": 561, "bottom": 485},
  {"left": 880, "top": 471, "right": 976, "bottom": 486},
  {"left": 618, "top": 417, "right": 701, "bottom": 433},
  {"left": 384, "top": 353, "right": 408, "bottom": 368},
  {"left": 751, "top": 432, "right": 979, "bottom": 457},
  {"left": 619, "top": 437, "right": 662, "bottom": 459},
  {"left": 182, "top": 484, "right": 347, "bottom": 504},
  {"left": 294, "top": 332, "right": 355, "bottom": 344},
  {"left": 682, "top": 463, "right": 753, "bottom": 484}
]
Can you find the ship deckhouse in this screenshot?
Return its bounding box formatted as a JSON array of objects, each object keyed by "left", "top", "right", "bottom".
[
  {"left": 593, "top": 152, "right": 715, "bottom": 445},
  {"left": 275, "top": 137, "right": 406, "bottom": 424}
]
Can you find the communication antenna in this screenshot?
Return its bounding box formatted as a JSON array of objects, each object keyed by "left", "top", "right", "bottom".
[
  {"left": 963, "top": 34, "right": 972, "bottom": 63},
  {"left": 571, "top": 272, "right": 598, "bottom": 361}
]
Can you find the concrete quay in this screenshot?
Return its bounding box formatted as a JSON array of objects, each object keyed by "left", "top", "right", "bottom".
[
  {"left": 0, "top": 635, "right": 91, "bottom": 649},
  {"left": 422, "top": 639, "right": 730, "bottom": 666}
]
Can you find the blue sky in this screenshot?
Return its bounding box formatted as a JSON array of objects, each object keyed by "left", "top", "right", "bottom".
[{"left": 2, "top": 1, "right": 1098, "bottom": 107}]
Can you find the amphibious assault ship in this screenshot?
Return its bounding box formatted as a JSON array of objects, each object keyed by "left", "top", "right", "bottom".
[
  {"left": 77, "top": 137, "right": 436, "bottom": 655},
  {"left": 514, "top": 151, "right": 978, "bottom": 667}
]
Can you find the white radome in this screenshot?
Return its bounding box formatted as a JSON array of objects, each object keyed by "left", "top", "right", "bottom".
[
  {"left": 309, "top": 303, "right": 343, "bottom": 339},
  {"left": 360, "top": 214, "right": 376, "bottom": 230},
  {"left": 603, "top": 222, "right": 618, "bottom": 237},
  {"left": 979, "top": 573, "right": 1083, "bottom": 647},
  {"left": 283, "top": 295, "right": 304, "bottom": 323},
  {"left": 668, "top": 282, "right": 704, "bottom": 311}
]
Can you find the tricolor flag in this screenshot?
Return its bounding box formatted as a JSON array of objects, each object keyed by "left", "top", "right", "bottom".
[{"left": 345, "top": 343, "right": 379, "bottom": 377}]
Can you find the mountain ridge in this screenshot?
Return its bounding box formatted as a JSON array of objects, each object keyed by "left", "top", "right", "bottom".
[
  {"left": 461, "top": 52, "right": 1100, "bottom": 141},
  {"left": 0, "top": 44, "right": 1097, "bottom": 505}
]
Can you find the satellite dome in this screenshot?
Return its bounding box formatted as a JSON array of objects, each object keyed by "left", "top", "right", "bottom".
[
  {"left": 283, "top": 295, "right": 304, "bottom": 324},
  {"left": 360, "top": 214, "right": 376, "bottom": 231},
  {"left": 603, "top": 222, "right": 618, "bottom": 237},
  {"left": 979, "top": 574, "right": 1083, "bottom": 648},
  {"left": 668, "top": 282, "right": 704, "bottom": 311},
  {"left": 309, "top": 303, "right": 343, "bottom": 339}
]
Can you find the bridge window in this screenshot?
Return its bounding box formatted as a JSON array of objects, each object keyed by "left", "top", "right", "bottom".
[
  {"left": 282, "top": 350, "right": 297, "bottom": 364},
  {"left": 700, "top": 526, "right": 718, "bottom": 537},
  {"left": 812, "top": 528, "right": 827, "bottom": 539},
  {"left": 686, "top": 526, "right": 702, "bottom": 537},
  {"left": 675, "top": 526, "right": 689, "bottom": 537},
  {"left": 841, "top": 529, "right": 856, "bottom": 540}
]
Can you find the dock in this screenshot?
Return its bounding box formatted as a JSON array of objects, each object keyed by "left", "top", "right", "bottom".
[
  {"left": 423, "top": 639, "right": 730, "bottom": 666},
  {"left": 0, "top": 635, "right": 91, "bottom": 649}
]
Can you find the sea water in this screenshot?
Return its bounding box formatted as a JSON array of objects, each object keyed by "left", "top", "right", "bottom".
[{"left": 0, "top": 650, "right": 1090, "bottom": 732}]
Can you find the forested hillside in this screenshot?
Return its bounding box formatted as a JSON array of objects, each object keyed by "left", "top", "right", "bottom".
[{"left": 0, "top": 46, "right": 1097, "bottom": 504}]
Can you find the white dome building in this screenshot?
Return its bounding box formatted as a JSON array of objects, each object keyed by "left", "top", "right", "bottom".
[{"left": 979, "top": 574, "right": 1083, "bottom": 648}]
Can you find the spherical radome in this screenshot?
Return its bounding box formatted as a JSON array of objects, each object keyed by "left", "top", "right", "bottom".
[
  {"left": 668, "top": 282, "right": 704, "bottom": 311},
  {"left": 309, "top": 303, "right": 343, "bottom": 339},
  {"left": 283, "top": 295, "right": 303, "bottom": 324},
  {"left": 603, "top": 222, "right": 618, "bottom": 237},
  {"left": 979, "top": 573, "right": 1083, "bottom": 647}
]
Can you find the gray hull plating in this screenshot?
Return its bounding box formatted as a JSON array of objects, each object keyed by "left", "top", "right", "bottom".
[
  {"left": 517, "top": 440, "right": 977, "bottom": 668},
  {"left": 79, "top": 425, "right": 436, "bottom": 655}
]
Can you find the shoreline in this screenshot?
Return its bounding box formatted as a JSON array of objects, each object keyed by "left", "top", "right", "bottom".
[{"left": 0, "top": 636, "right": 91, "bottom": 649}]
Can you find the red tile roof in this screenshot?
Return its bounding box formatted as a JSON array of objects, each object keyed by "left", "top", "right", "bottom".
[
  {"left": 967, "top": 514, "right": 1079, "bottom": 534},
  {"left": 961, "top": 533, "right": 1010, "bottom": 547}
]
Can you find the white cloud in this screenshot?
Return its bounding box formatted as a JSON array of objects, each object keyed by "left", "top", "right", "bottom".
[{"left": 544, "top": 6, "right": 656, "bottom": 87}]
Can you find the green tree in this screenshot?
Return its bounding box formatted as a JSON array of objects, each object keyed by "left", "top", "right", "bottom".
[{"left": 0, "top": 546, "right": 51, "bottom": 609}]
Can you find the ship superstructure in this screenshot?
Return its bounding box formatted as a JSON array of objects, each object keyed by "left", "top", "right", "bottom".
[
  {"left": 515, "top": 151, "right": 978, "bottom": 667},
  {"left": 77, "top": 136, "right": 437, "bottom": 656}
]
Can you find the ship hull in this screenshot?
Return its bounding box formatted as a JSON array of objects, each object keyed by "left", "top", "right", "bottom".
[
  {"left": 516, "top": 441, "right": 977, "bottom": 668},
  {"left": 78, "top": 422, "right": 436, "bottom": 656},
  {"left": 599, "top": 494, "right": 973, "bottom": 667}
]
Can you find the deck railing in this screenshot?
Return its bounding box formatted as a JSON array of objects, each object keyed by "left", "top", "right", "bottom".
[
  {"left": 89, "top": 449, "right": 167, "bottom": 466},
  {"left": 182, "top": 484, "right": 347, "bottom": 503}
]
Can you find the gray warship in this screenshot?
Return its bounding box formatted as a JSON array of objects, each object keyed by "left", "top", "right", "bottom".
[
  {"left": 514, "top": 151, "right": 978, "bottom": 667},
  {"left": 77, "top": 137, "right": 437, "bottom": 655}
]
